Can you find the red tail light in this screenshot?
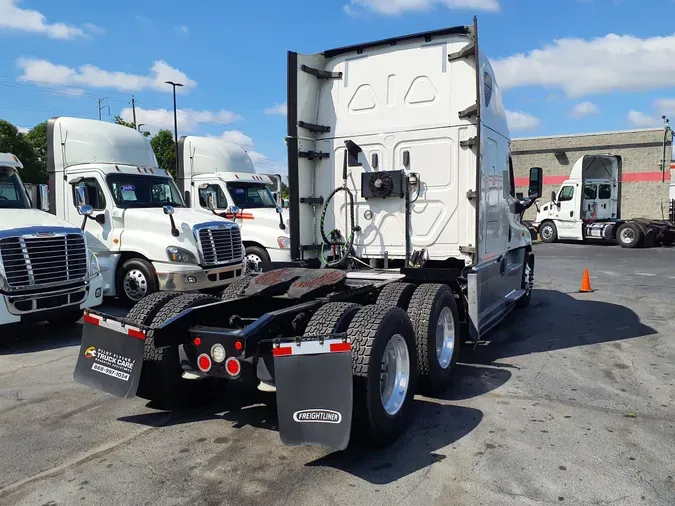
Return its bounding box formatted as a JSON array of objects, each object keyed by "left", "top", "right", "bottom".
[
  {"left": 225, "top": 358, "right": 241, "bottom": 377},
  {"left": 197, "top": 353, "right": 212, "bottom": 372},
  {"left": 193, "top": 337, "right": 202, "bottom": 346}
]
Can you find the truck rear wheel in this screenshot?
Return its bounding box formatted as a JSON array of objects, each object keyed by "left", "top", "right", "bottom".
[
  {"left": 125, "top": 291, "right": 182, "bottom": 324},
  {"left": 136, "top": 293, "right": 224, "bottom": 409},
  {"left": 376, "top": 282, "right": 416, "bottom": 310},
  {"left": 221, "top": 274, "right": 253, "bottom": 300},
  {"left": 117, "top": 258, "right": 158, "bottom": 307},
  {"left": 617, "top": 222, "right": 642, "bottom": 248},
  {"left": 304, "top": 302, "right": 361, "bottom": 336},
  {"left": 539, "top": 222, "right": 557, "bottom": 243},
  {"left": 348, "top": 305, "right": 418, "bottom": 447},
  {"left": 408, "top": 284, "right": 461, "bottom": 395}
]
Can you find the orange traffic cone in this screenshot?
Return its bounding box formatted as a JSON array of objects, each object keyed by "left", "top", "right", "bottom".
[{"left": 579, "top": 269, "right": 593, "bottom": 293}]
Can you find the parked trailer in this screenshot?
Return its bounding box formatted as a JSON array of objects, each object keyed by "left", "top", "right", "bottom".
[
  {"left": 73, "top": 19, "right": 544, "bottom": 450},
  {"left": 533, "top": 154, "right": 675, "bottom": 248}
]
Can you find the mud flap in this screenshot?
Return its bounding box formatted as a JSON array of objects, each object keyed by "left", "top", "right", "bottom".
[
  {"left": 73, "top": 312, "right": 146, "bottom": 399},
  {"left": 273, "top": 338, "right": 353, "bottom": 451}
]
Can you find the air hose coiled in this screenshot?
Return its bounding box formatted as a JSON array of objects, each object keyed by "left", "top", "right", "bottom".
[{"left": 320, "top": 185, "right": 358, "bottom": 268}]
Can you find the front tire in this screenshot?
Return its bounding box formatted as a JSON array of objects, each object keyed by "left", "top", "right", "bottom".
[
  {"left": 117, "top": 258, "right": 158, "bottom": 307},
  {"left": 348, "top": 305, "right": 418, "bottom": 447},
  {"left": 408, "top": 284, "right": 462, "bottom": 395},
  {"left": 244, "top": 245, "right": 270, "bottom": 274},
  {"left": 135, "top": 293, "right": 224, "bottom": 409},
  {"left": 516, "top": 252, "right": 534, "bottom": 308},
  {"left": 539, "top": 222, "right": 557, "bottom": 243}
]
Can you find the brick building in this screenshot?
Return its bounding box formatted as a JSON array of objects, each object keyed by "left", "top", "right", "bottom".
[{"left": 511, "top": 128, "right": 672, "bottom": 220}]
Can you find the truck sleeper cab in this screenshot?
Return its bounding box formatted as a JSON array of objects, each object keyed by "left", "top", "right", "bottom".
[
  {"left": 0, "top": 152, "right": 103, "bottom": 327},
  {"left": 47, "top": 117, "right": 245, "bottom": 306},
  {"left": 177, "top": 136, "right": 291, "bottom": 273},
  {"left": 73, "top": 19, "right": 544, "bottom": 451}
]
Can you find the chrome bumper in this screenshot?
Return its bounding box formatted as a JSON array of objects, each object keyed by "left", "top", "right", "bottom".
[{"left": 156, "top": 262, "right": 244, "bottom": 292}]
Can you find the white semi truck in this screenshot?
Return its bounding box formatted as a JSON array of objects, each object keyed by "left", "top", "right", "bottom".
[
  {"left": 74, "top": 19, "right": 543, "bottom": 450},
  {"left": 0, "top": 152, "right": 103, "bottom": 327},
  {"left": 534, "top": 154, "right": 675, "bottom": 248},
  {"left": 176, "top": 136, "right": 291, "bottom": 272},
  {"left": 46, "top": 117, "right": 246, "bottom": 305}
]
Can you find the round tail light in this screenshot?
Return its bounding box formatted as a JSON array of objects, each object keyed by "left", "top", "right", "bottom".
[
  {"left": 197, "top": 353, "right": 212, "bottom": 372},
  {"left": 225, "top": 357, "right": 241, "bottom": 377}
]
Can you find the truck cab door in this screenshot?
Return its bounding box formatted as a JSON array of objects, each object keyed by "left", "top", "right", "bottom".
[
  {"left": 554, "top": 184, "right": 582, "bottom": 239},
  {"left": 197, "top": 182, "right": 230, "bottom": 213},
  {"left": 68, "top": 175, "right": 114, "bottom": 255}
]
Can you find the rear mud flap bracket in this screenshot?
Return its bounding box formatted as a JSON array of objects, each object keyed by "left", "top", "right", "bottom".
[{"left": 273, "top": 337, "right": 353, "bottom": 450}]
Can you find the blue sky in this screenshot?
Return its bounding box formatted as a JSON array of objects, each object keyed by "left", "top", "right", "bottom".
[{"left": 1, "top": 0, "right": 674, "bottom": 177}]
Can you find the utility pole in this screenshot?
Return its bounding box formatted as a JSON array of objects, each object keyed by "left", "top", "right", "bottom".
[
  {"left": 662, "top": 115, "right": 671, "bottom": 184},
  {"left": 165, "top": 81, "right": 183, "bottom": 176},
  {"left": 131, "top": 95, "right": 137, "bottom": 129},
  {"left": 98, "top": 97, "right": 109, "bottom": 120}
]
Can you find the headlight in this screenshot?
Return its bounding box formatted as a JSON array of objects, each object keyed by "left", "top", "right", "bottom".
[
  {"left": 87, "top": 250, "right": 100, "bottom": 278},
  {"left": 166, "top": 246, "right": 198, "bottom": 264},
  {"left": 277, "top": 236, "right": 291, "bottom": 249}
]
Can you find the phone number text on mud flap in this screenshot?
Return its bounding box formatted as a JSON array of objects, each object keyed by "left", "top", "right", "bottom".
[{"left": 92, "top": 362, "right": 130, "bottom": 382}]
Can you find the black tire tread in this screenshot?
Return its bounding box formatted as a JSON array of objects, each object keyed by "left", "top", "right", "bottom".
[
  {"left": 376, "top": 282, "right": 416, "bottom": 310},
  {"left": 126, "top": 291, "right": 182, "bottom": 325},
  {"left": 348, "top": 304, "right": 403, "bottom": 378},
  {"left": 221, "top": 275, "right": 254, "bottom": 300},
  {"left": 304, "top": 302, "right": 361, "bottom": 337},
  {"left": 408, "top": 284, "right": 451, "bottom": 376}
]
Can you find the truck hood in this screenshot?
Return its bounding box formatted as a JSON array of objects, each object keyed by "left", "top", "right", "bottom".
[
  {"left": 122, "top": 207, "right": 233, "bottom": 236},
  {"left": 0, "top": 208, "right": 80, "bottom": 233}
]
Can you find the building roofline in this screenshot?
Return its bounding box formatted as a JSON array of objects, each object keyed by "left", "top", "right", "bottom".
[{"left": 513, "top": 127, "right": 665, "bottom": 141}]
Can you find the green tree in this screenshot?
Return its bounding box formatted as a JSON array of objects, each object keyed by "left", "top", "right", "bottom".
[
  {"left": 113, "top": 116, "right": 150, "bottom": 137},
  {"left": 0, "top": 120, "right": 45, "bottom": 183},
  {"left": 151, "top": 129, "right": 176, "bottom": 178},
  {"left": 25, "top": 121, "right": 47, "bottom": 177}
]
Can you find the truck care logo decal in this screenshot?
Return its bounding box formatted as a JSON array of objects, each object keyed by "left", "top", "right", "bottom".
[
  {"left": 292, "top": 409, "right": 342, "bottom": 424},
  {"left": 88, "top": 347, "right": 136, "bottom": 382}
]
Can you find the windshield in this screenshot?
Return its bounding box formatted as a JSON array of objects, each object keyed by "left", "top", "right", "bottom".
[
  {"left": 106, "top": 174, "right": 184, "bottom": 209},
  {"left": 226, "top": 182, "right": 276, "bottom": 209},
  {"left": 0, "top": 166, "right": 31, "bottom": 209}
]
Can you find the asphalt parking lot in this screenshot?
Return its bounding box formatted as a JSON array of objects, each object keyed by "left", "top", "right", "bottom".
[{"left": 1, "top": 243, "right": 674, "bottom": 506}]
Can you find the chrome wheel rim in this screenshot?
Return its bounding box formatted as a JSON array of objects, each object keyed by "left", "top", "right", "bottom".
[
  {"left": 123, "top": 269, "right": 148, "bottom": 301},
  {"left": 436, "top": 306, "right": 455, "bottom": 369},
  {"left": 524, "top": 262, "right": 533, "bottom": 295},
  {"left": 380, "top": 334, "right": 410, "bottom": 416},
  {"left": 620, "top": 227, "right": 635, "bottom": 244},
  {"left": 541, "top": 225, "right": 553, "bottom": 240},
  {"left": 245, "top": 253, "right": 263, "bottom": 273}
]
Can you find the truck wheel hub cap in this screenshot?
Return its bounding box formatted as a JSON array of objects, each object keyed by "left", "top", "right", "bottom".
[
  {"left": 620, "top": 228, "right": 635, "bottom": 243},
  {"left": 245, "top": 254, "right": 263, "bottom": 273},
  {"left": 542, "top": 226, "right": 553, "bottom": 240},
  {"left": 436, "top": 307, "right": 455, "bottom": 369},
  {"left": 380, "top": 334, "right": 410, "bottom": 416},
  {"left": 124, "top": 269, "right": 148, "bottom": 301}
]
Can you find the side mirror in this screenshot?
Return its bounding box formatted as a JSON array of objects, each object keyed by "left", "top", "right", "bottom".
[
  {"left": 75, "top": 186, "right": 87, "bottom": 207},
  {"left": 528, "top": 167, "right": 543, "bottom": 199},
  {"left": 184, "top": 190, "right": 191, "bottom": 208},
  {"left": 163, "top": 205, "right": 175, "bottom": 216},
  {"left": 226, "top": 206, "right": 241, "bottom": 215},
  {"left": 275, "top": 206, "right": 283, "bottom": 215},
  {"left": 206, "top": 191, "right": 217, "bottom": 211},
  {"left": 551, "top": 190, "right": 557, "bottom": 204},
  {"left": 77, "top": 205, "right": 94, "bottom": 217},
  {"left": 163, "top": 205, "right": 179, "bottom": 237},
  {"left": 37, "top": 184, "right": 49, "bottom": 212},
  {"left": 516, "top": 192, "right": 524, "bottom": 201}
]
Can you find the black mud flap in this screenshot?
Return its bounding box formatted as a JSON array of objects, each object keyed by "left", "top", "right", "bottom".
[
  {"left": 73, "top": 312, "right": 147, "bottom": 399},
  {"left": 273, "top": 337, "right": 353, "bottom": 451}
]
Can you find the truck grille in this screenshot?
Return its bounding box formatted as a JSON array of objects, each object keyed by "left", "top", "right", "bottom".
[
  {"left": 0, "top": 234, "right": 87, "bottom": 290},
  {"left": 198, "top": 226, "right": 242, "bottom": 266}
]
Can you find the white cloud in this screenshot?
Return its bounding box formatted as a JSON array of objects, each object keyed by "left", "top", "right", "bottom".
[
  {"left": 626, "top": 110, "right": 662, "bottom": 128},
  {"left": 17, "top": 126, "right": 29, "bottom": 134},
  {"left": 82, "top": 23, "right": 106, "bottom": 35},
  {"left": 219, "top": 130, "right": 254, "bottom": 149},
  {"left": 175, "top": 25, "right": 189, "bottom": 34},
  {"left": 492, "top": 33, "right": 675, "bottom": 97},
  {"left": 121, "top": 107, "right": 241, "bottom": 133},
  {"left": 0, "top": 0, "right": 101, "bottom": 39},
  {"left": 570, "top": 101, "right": 599, "bottom": 119},
  {"left": 654, "top": 98, "right": 675, "bottom": 116},
  {"left": 264, "top": 102, "right": 287, "bottom": 116},
  {"left": 16, "top": 58, "right": 197, "bottom": 93},
  {"left": 506, "top": 110, "right": 540, "bottom": 131},
  {"left": 344, "top": 0, "right": 499, "bottom": 16}
]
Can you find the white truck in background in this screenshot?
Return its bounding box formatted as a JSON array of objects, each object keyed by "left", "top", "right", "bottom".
[
  {"left": 46, "top": 117, "right": 246, "bottom": 305},
  {"left": 0, "top": 152, "right": 102, "bottom": 327},
  {"left": 534, "top": 154, "right": 675, "bottom": 248},
  {"left": 176, "top": 136, "right": 291, "bottom": 272}
]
